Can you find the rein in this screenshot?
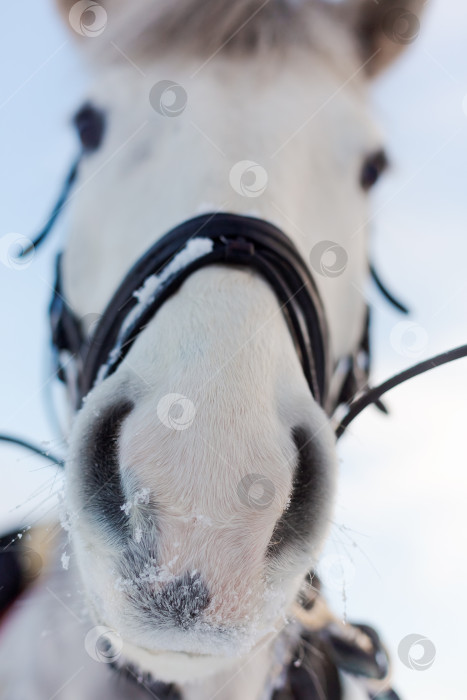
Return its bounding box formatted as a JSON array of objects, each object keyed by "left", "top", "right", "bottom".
[
  {"left": 336, "top": 344, "right": 467, "bottom": 438},
  {"left": 2, "top": 145, "right": 467, "bottom": 466}
]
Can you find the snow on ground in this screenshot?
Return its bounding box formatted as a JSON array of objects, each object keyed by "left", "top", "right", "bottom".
[{"left": 1, "top": 1, "right": 466, "bottom": 698}]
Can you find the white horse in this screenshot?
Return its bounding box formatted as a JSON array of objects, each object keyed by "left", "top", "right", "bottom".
[{"left": 0, "top": 1, "right": 425, "bottom": 698}]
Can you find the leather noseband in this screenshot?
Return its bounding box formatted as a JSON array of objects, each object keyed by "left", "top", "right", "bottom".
[{"left": 50, "top": 212, "right": 336, "bottom": 410}]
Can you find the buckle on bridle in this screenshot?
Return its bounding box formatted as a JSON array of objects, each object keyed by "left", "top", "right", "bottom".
[{"left": 221, "top": 236, "right": 256, "bottom": 260}]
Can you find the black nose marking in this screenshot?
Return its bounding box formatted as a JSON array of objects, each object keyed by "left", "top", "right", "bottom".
[
  {"left": 154, "top": 571, "right": 210, "bottom": 629},
  {"left": 80, "top": 399, "right": 134, "bottom": 537}
]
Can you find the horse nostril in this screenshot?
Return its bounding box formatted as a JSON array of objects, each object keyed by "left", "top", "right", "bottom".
[{"left": 154, "top": 571, "right": 210, "bottom": 629}]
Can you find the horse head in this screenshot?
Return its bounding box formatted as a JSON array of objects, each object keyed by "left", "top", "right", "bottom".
[{"left": 55, "top": 0, "right": 425, "bottom": 686}]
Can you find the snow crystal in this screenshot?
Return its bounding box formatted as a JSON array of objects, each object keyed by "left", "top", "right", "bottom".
[
  {"left": 115, "top": 555, "right": 180, "bottom": 592},
  {"left": 121, "top": 488, "right": 151, "bottom": 516},
  {"left": 120, "top": 501, "right": 132, "bottom": 516},
  {"left": 133, "top": 238, "right": 214, "bottom": 307},
  {"left": 61, "top": 552, "right": 70, "bottom": 570},
  {"left": 139, "top": 562, "right": 177, "bottom": 585},
  {"left": 60, "top": 511, "right": 73, "bottom": 532},
  {"left": 96, "top": 237, "right": 214, "bottom": 385},
  {"left": 134, "top": 487, "right": 150, "bottom": 505},
  {"left": 57, "top": 483, "right": 73, "bottom": 533},
  {"left": 134, "top": 526, "right": 142, "bottom": 543}
]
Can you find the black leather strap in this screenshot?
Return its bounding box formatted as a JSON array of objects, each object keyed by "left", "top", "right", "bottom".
[
  {"left": 336, "top": 342, "right": 467, "bottom": 438},
  {"left": 271, "top": 618, "right": 397, "bottom": 700},
  {"left": 50, "top": 213, "right": 331, "bottom": 409}
]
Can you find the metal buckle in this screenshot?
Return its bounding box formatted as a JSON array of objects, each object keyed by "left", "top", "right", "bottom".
[{"left": 220, "top": 236, "right": 256, "bottom": 260}]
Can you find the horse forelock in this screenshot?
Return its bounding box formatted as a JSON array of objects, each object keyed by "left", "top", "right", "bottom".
[
  {"left": 121, "top": 0, "right": 336, "bottom": 54},
  {"left": 61, "top": 0, "right": 359, "bottom": 78}
]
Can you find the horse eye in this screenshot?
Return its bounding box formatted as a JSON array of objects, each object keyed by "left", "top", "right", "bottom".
[
  {"left": 360, "top": 149, "right": 389, "bottom": 190},
  {"left": 73, "top": 102, "right": 106, "bottom": 152}
]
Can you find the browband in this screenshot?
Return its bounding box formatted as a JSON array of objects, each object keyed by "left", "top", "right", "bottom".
[{"left": 50, "top": 213, "right": 333, "bottom": 409}]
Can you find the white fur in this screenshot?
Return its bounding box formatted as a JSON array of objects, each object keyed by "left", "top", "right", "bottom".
[
  {"left": 63, "top": 49, "right": 376, "bottom": 359},
  {"left": 65, "top": 268, "right": 337, "bottom": 673}
]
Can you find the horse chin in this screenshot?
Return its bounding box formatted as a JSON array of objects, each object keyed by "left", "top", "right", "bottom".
[
  {"left": 114, "top": 641, "right": 241, "bottom": 684},
  {"left": 82, "top": 584, "right": 282, "bottom": 684}
]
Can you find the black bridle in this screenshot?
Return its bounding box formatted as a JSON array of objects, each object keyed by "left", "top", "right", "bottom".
[
  {"left": 50, "top": 212, "right": 333, "bottom": 411},
  {"left": 49, "top": 211, "right": 467, "bottom": 432},
  {"left": 3, "top": 122, "right": 467, "bottom": 466}
]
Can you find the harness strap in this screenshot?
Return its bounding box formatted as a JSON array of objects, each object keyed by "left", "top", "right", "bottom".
[
  {"left": 270, "top": 583, "right": 399, "bottom": 700},
  {"left": 0, "top": 434, "right": 63, "bottom": 467},
  {"left": 18, "top": 157, "right": 81, "bottom": 259},
  {"left": 369, "top": 264, "right": 409, "bottom": 315},
  {"left": 51, "top": 213, "right": 332, "bottom": 409},
  {"left": 335, "top": 343, "right": 467, "bottom": 438}
]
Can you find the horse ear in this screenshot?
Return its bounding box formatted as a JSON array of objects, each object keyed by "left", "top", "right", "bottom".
[
  {"left": 342, "top": 0, "right": 427, "bottom": 77},
  {"left": 54, "top": 0, "right": 121, "bottom": 40}
]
